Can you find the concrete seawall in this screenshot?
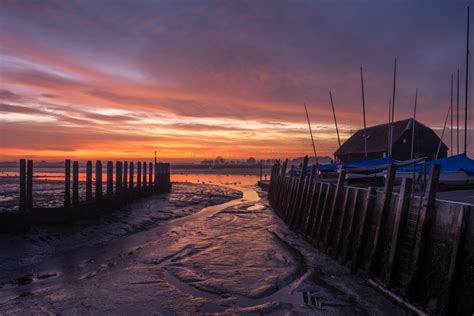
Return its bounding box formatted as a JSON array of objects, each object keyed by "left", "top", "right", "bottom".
[{"left": 268, "top": 159, "right": 473, "bottom": 315}]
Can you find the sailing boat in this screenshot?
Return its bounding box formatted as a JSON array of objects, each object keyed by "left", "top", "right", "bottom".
[{"left": 396, "top": 6, "right": 473, "bottom": 191}]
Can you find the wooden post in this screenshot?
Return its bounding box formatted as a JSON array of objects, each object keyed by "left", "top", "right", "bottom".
[
  {"left": 154, "top": 162, "right": 159, "bottom": 189},
  {"left": 351, "top": 186, "right": 376, "bottom": 272},
  {"left": 95, "top": 160, "right": 102, "bottom": 200},
  {"left": 259, "top": 160, "right": 263, "bottom": 181},
  {"left": 304, "top": 182, "right": 321, "bottom": 236},
  {"left": 86, "top": 161, "right": 92, "bottom": 201},
  {"left": 308, "top": 183, "right": 328, "bottom": 241},
  {"left": 106, "top": 161, "right": 113, "bottom": 198},
  {"left": 19, "top": 159, "right": 26, "bottom": 211},
  {"left": 334, "top": 187, "right": 353, "bottom": 257},
  {"left": 64, "top": 159, "right": 71, "bottom": 208},
  {"left": 143, "top": 161, "right": 147, "bottom": 188},
  {"left": 26, "top": 160, "right": 33, "bottom": 209},
  {"left": 116, "top": 161, "right": 123, "bottom": 194},
  {"left": 324, "top": 170, "right": 346, "bottom": 249},
  {"left": 129, "top": 162, "right": 134, "bottom": 194},
  {"left": 149, "top": 162, "right": 153, "bottom": 188},
  {"left": 446, "top": 205, "right": 471, "bottom": 314},
  {"left": 315, "top": 183, "right": 335, "bottom": 245},
  {"left": 368, "top": 163, "right": 397, "bottom": 274},
  {"left": 137, "top": 161, "right": 142, "bottom": 190},
  {"left": 72, "top": 161, "right": 79, "bottom": 206},
  {"left": 340, "top": 189, "right": 361, "bottom": 264},
  {"left": 407, "top": 164, "right": 441, "bottom": 296},
  {"left": 385, "top": 178, "right": 412, "bottom": 287},
  {"left": 123, "top": 161, "right": 128, "bottom": 194}
]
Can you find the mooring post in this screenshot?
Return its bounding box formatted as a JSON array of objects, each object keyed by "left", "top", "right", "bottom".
[
  {"left": 149, "top": 162, "right": 153, "bottom": 189},
  {"left": 95, "top": 160, "right": 102, "bottom": 200},
  {"left": 86, "top": 160, "right": 92, "bottom": 201},
  {"left": 116, "top": 161, "right": 122, "bottom": 194},
  {"left": 368, "top": 163, "right": 397, "bottom": 274},
  {"left": 143, "top": 161, "right": 147, "bottom": 188},
  {"left": 154, "top": 162, "right": 159, "bottom": 190},
  {"left": 385, "top": 177, "right": 412, "bottom": 287},
  {"left": 64, "top": 159, "right": 71, "bottom": 208},
  {"left": 137, "top": 161, "right": 142, "bottom": 190},
  {"left": 19, "top": 159, "right": 26, "bottom": 211},
  {"left": 129, "top": 161, "right": 134, "bottom": 194},
  {"left": 407, "top": 163, "right": 441, "bottom": 296},
  {"left": 107, "top": 161, "right": 113, "bottom": 198},
  {"left": 324, "top": 169, "right": 346, "bottom": 250},
  {"left": 123, "top": 161, "right": 128, "bottom": 194},
  {"left": 259, "top": 160, "right": 263, "bottom": 181},
  {"left": 26, "top": 160, "right": 33, "bottom": 209},
  {"left": 72, "top": 161, "right": 79, "bottom": 206}
]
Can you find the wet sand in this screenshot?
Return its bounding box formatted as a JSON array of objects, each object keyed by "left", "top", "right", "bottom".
[{"left": 0, "top": 182, "right": 407, "bottom": 315}]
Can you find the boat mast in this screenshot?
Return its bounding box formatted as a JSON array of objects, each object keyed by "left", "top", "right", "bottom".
[
  {"left": 329, "top": 91, "right": 341, "bottom": 148},
  {"left": 464, "top": 6, "right": 470, "bottom": 154},
  {"left": 390, "top": 58, "right": 397, "bottom": 157},
  {"left": 411, "top": 88, "right": 418, "bottom": 160},
  {"left": 457, "top": 69, "right": 460, "bottom": 154},
  {"left": 388, "top": 98, "right": 391, "bottom": 156},
  {"left": 436, "top": 104, "right": 452, "bottom": 159},
  {"left": 451, "top": 75, "right": 454, "bottom": 156},
  {"left": 303, "top": 103, "right": 319, "bottom": 166},
  {"left": 360, "top": 67, "right": 368, "bottom": 158}
]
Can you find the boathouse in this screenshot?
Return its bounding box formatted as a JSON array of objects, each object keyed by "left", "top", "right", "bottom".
[{"left": 334, "top": 119, "right": 448, "bottom": 162}]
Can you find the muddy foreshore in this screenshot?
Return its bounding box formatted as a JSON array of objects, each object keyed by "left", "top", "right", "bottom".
[{"left": 0, "top": 182, "right": 407, "bottom": 315}]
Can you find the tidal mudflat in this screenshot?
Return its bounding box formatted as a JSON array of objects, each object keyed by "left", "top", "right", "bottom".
[{"left": 0, "top": 180, "right": 406, "bottom": 315}]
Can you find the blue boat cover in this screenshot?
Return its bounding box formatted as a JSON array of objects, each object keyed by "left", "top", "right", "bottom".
[
  {"left": 342, "top": 157, "right": 395, "bottom": 169},
  {"left": 399, "top": 153, "right": 474, "bottom": 175}
]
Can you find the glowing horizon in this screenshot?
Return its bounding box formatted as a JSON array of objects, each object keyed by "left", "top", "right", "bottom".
[{"left": 1, "top": 1, "right": 472, "bottom": 162}]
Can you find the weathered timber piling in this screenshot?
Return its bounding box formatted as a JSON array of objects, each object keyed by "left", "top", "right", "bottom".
[
  {"left": 137, "top": 161, "right": 142, "bottom": 189},
  {"left": 26, "top": 160, "right": 33, "bottom": 210},
  {"left": 143, "top": 162, "right": 147, "bottom": 187},
  {"left": 107, "top": 161, "right": 113, "bottom": 198},
  {"left": 123, "top": 161, "right": 128, "bottom": 194},
  {"left": 19, "top": 159, "right": 26, "bottom": 211},
  {"left": 73, "top": 161, "right": 79, "bottom": 206},
  {"left": 64, "top": 160, "right": 71, "bottom": 208},
  {"left": 116, "top": 161, "right": 123, "bottom": 194},
  {"left": 267, "top": 160, "right": 474, "bottom": 315},
  {"left": 86, "top": 161, "right": 92, "bottom": 201},
  {"left": 4, "top": 159, "right": 172, "bottom": 233},
  {"left": 96, "top": 160, "right": 103, "bottom": 200},
  {"left": 129, "top": 161, "right": 134, "bottom": 195}
]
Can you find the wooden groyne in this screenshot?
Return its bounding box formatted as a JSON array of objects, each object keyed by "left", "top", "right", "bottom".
[
  {"left": 2, "top": 159, "right": 171, "bottom": 232},
  {"left": 268, "top": 156, "right": 473, "bottom": 315}
]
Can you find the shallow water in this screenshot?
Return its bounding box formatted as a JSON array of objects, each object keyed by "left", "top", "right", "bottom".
[{"left": 0, "top": 182, "right": 406, "bottom": 315}]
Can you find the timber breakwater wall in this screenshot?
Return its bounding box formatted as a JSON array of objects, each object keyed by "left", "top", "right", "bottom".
[
  {"left": 1, "top": 159, "right": 171, "bottom": 233},
  {"left": 268, "top": 157, "right": 473, "bottom": 315}
]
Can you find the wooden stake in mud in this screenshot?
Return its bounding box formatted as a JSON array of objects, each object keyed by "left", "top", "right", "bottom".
[
  {"left": 123, "top": 161, "right": 128, "bottom": 194},
  {"left": 154, "top": 162, "right": 159, "bottom": 189},
  {"left": 19, "top": 159, "right": 26, "bottom": 211},
  {"left": 26, "top": 160, "right": 33, "bottom": 209},
  {"left": 86, "top": 161, "right": 92, "bottom": 201},
  {"left": 64, "top": 159, "right": 71, "bottom": 208},
  {"left": 116, "top": 161, "right": 123, "bottom": 194},
  {"left": 129, "top": 162, "right": 134, "bottom": 193},
  {"left": 95, "top": 160, "right": 102, "bottom": 200},
  {"left": 72, "top": 161, "right": 79, "bottom": 206},
  {"left": 137, "top": 162, "right": 142, "bottom": 189},
  {"left": 107, "top": 161, "right": 113, "bottom": 198},
  {"left": 143, "top": 161, "right": 147, "bottom": 188},
  {"left": 149, "top": 162, "right": 153, "bottom": 188}
]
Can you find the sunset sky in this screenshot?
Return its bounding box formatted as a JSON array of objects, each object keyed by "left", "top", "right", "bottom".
[{"left": 1, "top": 0, "right": 473, "bottom": 162}]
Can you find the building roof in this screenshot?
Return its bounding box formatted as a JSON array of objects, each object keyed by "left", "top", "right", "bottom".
[{"left": 334, "top": 118, "right": 448, "bottom": 156}]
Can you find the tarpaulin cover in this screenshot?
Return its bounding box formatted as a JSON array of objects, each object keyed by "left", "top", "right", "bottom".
[
  {"left": 342, "top": 157, "right": 395, "bottom": 169},
  {"left": 399, "top": 153, "right": 474, "bottom": 175}
]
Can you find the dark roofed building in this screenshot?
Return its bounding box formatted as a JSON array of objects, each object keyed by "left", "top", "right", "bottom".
[{"left": 334, "top": 119, "right": 448, "bottom": 162}]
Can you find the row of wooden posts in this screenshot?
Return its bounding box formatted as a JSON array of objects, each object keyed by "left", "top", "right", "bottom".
[
  {"left": 268, "top": 156, "right": 472, "bottom": 315},
  {"left": 18, "top": 159, "right": 172, "bottom": 211}
]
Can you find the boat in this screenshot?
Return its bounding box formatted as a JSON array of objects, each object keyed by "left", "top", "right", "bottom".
[{"left": 396, "top": 153, "right": 474, "bottom": 191}]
